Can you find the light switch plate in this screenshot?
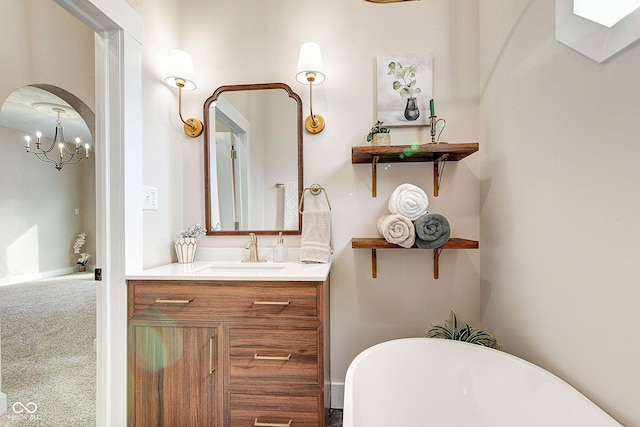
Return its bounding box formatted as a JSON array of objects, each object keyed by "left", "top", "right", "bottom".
[{"left": 143, "top": 186, "right": 158, "bottom": 210}]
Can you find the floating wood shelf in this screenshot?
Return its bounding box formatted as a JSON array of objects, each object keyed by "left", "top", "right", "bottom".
[
  {"left": 352, "top": 237, "right": 479, "bottom": 279},
  {"left": 351, "top": 143, "right": 478, "bottom": 197}
]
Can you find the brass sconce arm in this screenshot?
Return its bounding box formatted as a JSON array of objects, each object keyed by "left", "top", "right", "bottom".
[
  {"left": 175, "top": 78, "right": 203, "bottom": 138},
  {"left": 304, "top": 72, "right": 325, "bottom": 134}
]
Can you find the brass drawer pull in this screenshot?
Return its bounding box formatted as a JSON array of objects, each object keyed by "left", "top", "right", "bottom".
[
  {"left": 253, "top": 353, "right": 292, "bottom": 361},
  {"left": 155, "top": 299, "right": 193, "bottom": 304},
  {"left": 253, "top": 419, "right": 292, "bottom": 427},
  {"left": 253, "top": 300, "right": 291, "bottom": 306}
]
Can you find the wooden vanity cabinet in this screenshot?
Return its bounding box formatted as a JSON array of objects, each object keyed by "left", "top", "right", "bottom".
[{"left": 127, "top": 278, "right": 331, "bottom": 427}]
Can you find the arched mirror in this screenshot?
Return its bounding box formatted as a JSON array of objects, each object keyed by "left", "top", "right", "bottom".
[{"left": 203, "top": 83, "right": 303, "bottom": 236}]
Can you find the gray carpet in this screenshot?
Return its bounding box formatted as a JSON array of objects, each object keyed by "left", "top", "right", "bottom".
[{"left": 0, "top": 272, "right": 96, "bottom": 426}]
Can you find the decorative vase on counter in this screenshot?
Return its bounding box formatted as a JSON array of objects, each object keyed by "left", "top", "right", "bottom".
[
  {"left": 371, "top": 133, "right": 391, "bottom": 146},
  {"left": 404, "top": 97, "right": 420, "bottom": 121},
  {"left": 175, "top": 237, "right": 198, "bottom": 263}
]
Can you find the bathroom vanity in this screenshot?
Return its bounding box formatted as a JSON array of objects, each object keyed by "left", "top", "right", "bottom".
[{"left": 126, "top": 261, "right": 331, "bottom": 427}]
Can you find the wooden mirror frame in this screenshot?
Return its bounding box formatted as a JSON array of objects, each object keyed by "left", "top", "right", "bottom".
[{"left": 203, "top": 82, "right": 303, "bottom": 236}]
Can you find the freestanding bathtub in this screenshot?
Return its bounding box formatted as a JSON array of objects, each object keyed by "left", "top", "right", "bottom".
[{"left": 343, "top": 338, "right": 621, "bottom": 427}]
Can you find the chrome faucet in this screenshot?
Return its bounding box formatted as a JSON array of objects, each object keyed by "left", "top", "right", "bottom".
[{"left": 243, "top": 232, "right": 264, "bottom": 262}]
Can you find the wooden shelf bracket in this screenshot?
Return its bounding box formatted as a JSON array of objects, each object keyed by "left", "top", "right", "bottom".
[
  {"left": 433, "top": 248, "right": 443, "bottom": 279},
  {"left": 433, "top": 153, "right": 449, "bottom": 197},
  {"left": 371, "top": 155, "right": 379, "bottom": 198},
  {"left": 366, "top": 247, "right": 443, "bottom": 279},
  {"left": 371, "top": 248, "right": 377, "bottom": 278}
]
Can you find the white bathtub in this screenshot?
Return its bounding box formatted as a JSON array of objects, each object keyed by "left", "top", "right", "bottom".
[{"left": 343, "top": 338, "right": 621, "bottom": 427}]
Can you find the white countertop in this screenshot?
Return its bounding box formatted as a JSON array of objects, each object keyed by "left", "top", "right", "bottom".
[{"left": 126, "top": 260, "right": 331, "bottom": 282}]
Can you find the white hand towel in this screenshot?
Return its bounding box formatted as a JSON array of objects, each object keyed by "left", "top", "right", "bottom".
[
  {"left": 377, "top": 214, "right": 416, "bottom": 248},
  {"left": 387, "top": 183, "right": 429, "bottom": 221},
  {"left": 299, "top": 210, "right": 333, "bottom": 263}
]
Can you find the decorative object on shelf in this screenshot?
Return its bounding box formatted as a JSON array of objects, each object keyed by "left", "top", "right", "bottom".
[
  {"left": 425, "top": 310, "right": 500, "bottom": 350},
  {"left": 73, "top": 232, "right": 91, "bottom": 271},
  {"left": 428, "top": 98, "right": 447, "bottom": 143},
  {"left": 367, "top": 121, "right": 391, "bottom": 145},
  {"left": 175, "top": 224, "right": 205, "bottom": 263},
  {"left": 376, "top": 53, "right": 433, "bottom": 127},
  {"left": 24, "top": 106, "right": 89, "bottom": 171},
  {"left": 414, "top": 212, "right": 450, "bottom": 249},
  {"left": 296, "top": 42, "right": 326, "bottom": 134},
  {"left": 164, "top": 49, "right": 203, "bottom": 138}
]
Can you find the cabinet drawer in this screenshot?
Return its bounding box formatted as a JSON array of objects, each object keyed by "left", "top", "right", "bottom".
[
  {"left": 129, "top": 281, "right": 320, "bottom": 321},
  {"left": 228, "top": 327, "right": 321, "bottom": 384},
  {"left": 228, "top": 392, "right": 322, "bottom": 427}
]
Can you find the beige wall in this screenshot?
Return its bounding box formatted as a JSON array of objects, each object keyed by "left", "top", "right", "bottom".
[
  {"left": 129, "top": 0, "right": 481, "bottom": 395},
  {"left": 479, "top": 0, "right": 640, "bottom": 425},
  {"left": 185, "top": 0, "right": 481, "bottom": 391},
  {"left": 0, "top": 0, "right": 95, "bottom": 282}
]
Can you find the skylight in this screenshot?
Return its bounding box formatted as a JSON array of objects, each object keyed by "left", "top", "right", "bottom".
[{"left": 573, "top": 0, "right": 640, "bottom": 27}]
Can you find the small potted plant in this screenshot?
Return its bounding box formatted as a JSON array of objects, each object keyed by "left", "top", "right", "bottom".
[
  {"left": 175, "top": 224, "right": 205, "bottom": 263},
  {"left": 367, "top": 121, "right": 391, "bottom": 146},
  {"left": 425, "top": 310, "right": 501, "bottom": 350},
  {"left": 73, "top": 232, "right": 91, "bottom": 272}
]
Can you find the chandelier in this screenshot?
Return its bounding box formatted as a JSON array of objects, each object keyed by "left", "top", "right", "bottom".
[{"left": 23, "top": 107, "right": 89, "bottom": 171}]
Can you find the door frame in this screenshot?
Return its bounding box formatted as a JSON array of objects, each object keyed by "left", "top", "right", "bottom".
[{"left": 52, "top": 1, "right": 143, "bottom": 426}]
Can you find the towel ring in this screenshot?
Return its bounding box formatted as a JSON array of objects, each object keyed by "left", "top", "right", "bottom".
[{"left": 299, "top": 183, "right": 332, "bottom": 214}]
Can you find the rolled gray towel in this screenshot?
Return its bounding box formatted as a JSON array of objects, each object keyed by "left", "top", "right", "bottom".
[{"left": 414, "top": 213, "right": 450, "bottom": 249}]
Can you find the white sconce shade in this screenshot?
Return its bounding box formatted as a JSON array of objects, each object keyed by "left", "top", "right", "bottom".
[
  {"left": 164, "top": 48, "right": 203, "bottom": 137},
  {"left": 296, "top": 42, "right": 326, "bottom": 134},
  {"left": 164, "top": 49, "right": 197, "bottom": 90},
  {"left": 296, "top": 42, "right": 325, "bottom": 85}
]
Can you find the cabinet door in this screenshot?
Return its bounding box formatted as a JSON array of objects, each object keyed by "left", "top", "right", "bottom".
[{"left": 129, "top": 323, "right": 220, "bottom": 427}]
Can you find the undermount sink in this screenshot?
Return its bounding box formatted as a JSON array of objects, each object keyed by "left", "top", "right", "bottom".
[{"left": 195, "top": 262, "right": 287, "bottom": 275}]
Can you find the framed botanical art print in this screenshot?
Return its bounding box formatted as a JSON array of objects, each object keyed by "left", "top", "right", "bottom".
[{"left": 376, "top": 52, "right": 434, "bottom": 127}]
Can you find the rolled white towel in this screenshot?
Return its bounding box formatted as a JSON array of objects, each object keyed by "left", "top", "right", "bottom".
[
  {"left": 388, "top": 183, "right": 429, "bottom": 221},
  {"left": 377, "top": 214, "right": 416, "bottom": 248}
]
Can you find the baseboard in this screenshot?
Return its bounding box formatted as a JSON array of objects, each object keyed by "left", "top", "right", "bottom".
[
  {"left": 331, "top": 382, "right": 345, "bottom": 409},
  {"left": 0, "top": 391, "right": 7, "bottom": 415},
  {"left": 0, "top": 267, "right": 78, "bottom": 287}
]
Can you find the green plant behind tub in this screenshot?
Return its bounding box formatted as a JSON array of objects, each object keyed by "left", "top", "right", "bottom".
[{"left": 425, "top": 310, "right": 501, "bottom": 350}]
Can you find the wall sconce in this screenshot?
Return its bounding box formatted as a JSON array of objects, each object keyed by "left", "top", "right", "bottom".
[
  {"left": 164, "top": 49, "right": 203, "bottom": 138},
  {"left": 296, "top": 42, "right": 325, "bottom": 134}
]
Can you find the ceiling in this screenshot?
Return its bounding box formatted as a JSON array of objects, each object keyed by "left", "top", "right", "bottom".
[{"left": 0, "top": 85, "right": 93, "bottom": 144}]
